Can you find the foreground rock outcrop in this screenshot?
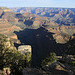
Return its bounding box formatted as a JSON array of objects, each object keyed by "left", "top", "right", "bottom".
[{"left": 18, "top": 45, "right": 32, "bottom": 54}]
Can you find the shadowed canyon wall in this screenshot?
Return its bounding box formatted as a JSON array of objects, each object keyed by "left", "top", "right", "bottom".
[{"left": 14, "top": 27, "right": 65, "bottom": 67}]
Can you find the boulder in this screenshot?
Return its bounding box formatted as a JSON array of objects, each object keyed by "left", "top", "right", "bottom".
[{"left": 18, "top": 45, "right": 32, "bottom": 54}]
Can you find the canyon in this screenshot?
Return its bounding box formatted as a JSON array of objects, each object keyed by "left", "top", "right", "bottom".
[{"left": 0, "top": 7, "right": 75, "bottom": 67}]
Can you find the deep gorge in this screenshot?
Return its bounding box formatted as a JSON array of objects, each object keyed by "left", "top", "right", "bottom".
[{"left": 14, "top": 27, "right": 65, "bottom": 67}]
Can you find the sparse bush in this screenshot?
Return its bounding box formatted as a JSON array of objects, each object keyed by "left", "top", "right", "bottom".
[
  {"left": 41, "top": 52, "right": 57, "bottom": 68},
  {"left": 0, "top": 34, "right": 31, "bottom": 74}
]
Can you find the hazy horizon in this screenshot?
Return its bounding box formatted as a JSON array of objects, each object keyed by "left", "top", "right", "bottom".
[{"left": 0, "top": 0, "right": 75, "bottom": 8}]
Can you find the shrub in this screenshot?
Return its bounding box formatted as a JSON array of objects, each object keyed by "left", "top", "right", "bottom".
[{"left": 41, "top": 52, "right": 57, "bottom": 68}]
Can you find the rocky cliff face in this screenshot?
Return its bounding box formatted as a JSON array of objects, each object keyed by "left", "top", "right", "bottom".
[
  {"left": 0, "top": 7, "right": 75, "bottom": 45},
  {"left": 0, "top": 7, "right": 22, "bottom": 43},
  {"left": 18, "top": 45, "right": 31, "bottom": 54},
  {"left": 11, "top": 7, "right": 75, "bottom": 25},
  {"left": 0, "top": 7, "right": 75, "bottom": 67},
  {"left": 46, "top": 26, "right": 75, "bottom": 43},
  {"left": 10, "top": 7, "right": 75, "bottom": 44},
  {"left": 14, "top": 27, "right": 67, "bottom": 67}
]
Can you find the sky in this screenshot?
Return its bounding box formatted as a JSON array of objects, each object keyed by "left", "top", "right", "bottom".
[{"left": 0, "top": 0, "right": 75, "bottom": 8}]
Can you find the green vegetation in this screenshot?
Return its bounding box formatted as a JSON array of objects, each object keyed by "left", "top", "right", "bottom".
[
  {"left": 68, "top": 60, "right": 75, "bottom": 66},
  {"left": 41, "top": 52, "right": 57, "bottom": 68},
  {"left": 65, "top": 39, "right": 75, "bottom": 55},
  {"left": 25, "top": 53, "right": 31, "bottom": 67},
  {"left": 0, "top": 34, "right": 31, "bottom": 74}
]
